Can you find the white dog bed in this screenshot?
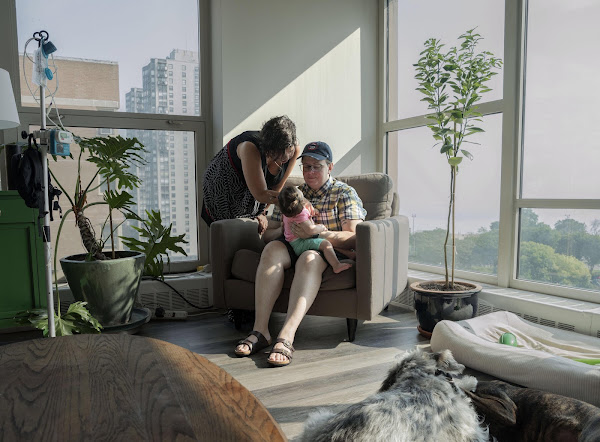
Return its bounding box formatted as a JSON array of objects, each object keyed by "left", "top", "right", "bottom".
[{"left": 430, "top": 311, "right": 600, "bottom": 406}]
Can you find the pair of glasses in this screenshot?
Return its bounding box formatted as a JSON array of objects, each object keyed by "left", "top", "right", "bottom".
[{"left": 299, "top": 164, "right": 325, "bottom": 172}]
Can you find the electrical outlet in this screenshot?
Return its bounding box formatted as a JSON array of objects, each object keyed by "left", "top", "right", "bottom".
[{"left": 152, "top": 309, "right": 188, "bottom": 320}]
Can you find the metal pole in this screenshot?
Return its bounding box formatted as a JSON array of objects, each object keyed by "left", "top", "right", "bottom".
[{"left": 40, "top": 84, "right": 56, "bottom": 337}]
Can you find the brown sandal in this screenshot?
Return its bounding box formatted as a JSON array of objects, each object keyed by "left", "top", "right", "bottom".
[
  {"left": 234, "top": 331, "right": 271, "bottom": 357},
  {"left": 267, "top": 338, "right": 295, "bottom": 367}
]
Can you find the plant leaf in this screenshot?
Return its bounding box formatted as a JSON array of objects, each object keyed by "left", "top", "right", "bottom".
[{"left": 460, "top": 149, "right": 474, "bottom": 160}]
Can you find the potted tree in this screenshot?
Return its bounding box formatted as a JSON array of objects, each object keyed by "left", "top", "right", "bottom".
[{"left": 411, "top": 29, "right": 502, "bottom": 336}]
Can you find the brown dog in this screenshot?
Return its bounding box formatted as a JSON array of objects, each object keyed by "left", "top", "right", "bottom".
[{"left": 466, "top": 380, "right": 600, "bottom": 442}]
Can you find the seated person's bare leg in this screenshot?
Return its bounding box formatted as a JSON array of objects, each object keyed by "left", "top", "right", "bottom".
[
  {"left": 235, "top": 241, "right": 291, "bottom": 354},
  {"left": 319, "top": 239, "right": 352, "bottom": 273},
  {"left": 268, "top": 251, "right": 327, "bottom": 364}
]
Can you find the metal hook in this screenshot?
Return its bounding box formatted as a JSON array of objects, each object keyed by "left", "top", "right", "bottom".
[{"left": 32, "top": 30, "right": 49, "bottom": 46}]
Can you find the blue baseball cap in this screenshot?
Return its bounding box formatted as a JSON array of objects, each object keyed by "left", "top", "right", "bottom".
[{"left": 299, "top": 141, "right": 333, "bottom": 162}]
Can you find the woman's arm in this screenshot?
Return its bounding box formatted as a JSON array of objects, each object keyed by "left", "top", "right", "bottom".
[
  {"left": 271, "top": 144, "right": 301, "bottom": 192},
  {"left": 238, "top": 141, "right": 280, "bottom": 204}
]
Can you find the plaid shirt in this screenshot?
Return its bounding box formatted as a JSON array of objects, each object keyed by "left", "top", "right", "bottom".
[{"left": 272, "top": 177, "right": 367, "bottom": 231}]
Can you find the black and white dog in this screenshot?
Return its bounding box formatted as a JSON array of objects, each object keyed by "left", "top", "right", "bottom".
[{"left": 299, "top": 349, "right": 488, "bottom": 442}]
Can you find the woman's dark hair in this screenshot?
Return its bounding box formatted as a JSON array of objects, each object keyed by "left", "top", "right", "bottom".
[
  {"left": 278, "top": 185, "right": 305, "bottom": 218},
  {"left": 260, "top": 116, "right": 297, "bottom": 159}
]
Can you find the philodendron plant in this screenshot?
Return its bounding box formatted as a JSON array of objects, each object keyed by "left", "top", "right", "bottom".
[
  {"left": 16, "top": 135, "right": 187, "bottom": 336},
  {"left": 414, "top": 29, "right": 502, "bottom": 289}
]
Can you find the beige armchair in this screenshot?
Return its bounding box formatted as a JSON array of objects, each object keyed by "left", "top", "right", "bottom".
[{"left": 210, "top": 173, "right": 409, "bottom": 341}]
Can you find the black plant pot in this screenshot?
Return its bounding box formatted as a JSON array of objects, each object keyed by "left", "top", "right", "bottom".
[{"left": 412, "top": 280, "right": 481, "bottom": 336}]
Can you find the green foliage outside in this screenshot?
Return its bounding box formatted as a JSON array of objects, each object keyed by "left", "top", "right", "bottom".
[{"left": 409, "top": 209, "right": 600, "bottom": 290}]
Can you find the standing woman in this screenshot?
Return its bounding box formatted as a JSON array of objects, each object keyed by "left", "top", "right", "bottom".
[{"left": 202, "top": 116, "right": 300, "bottom": 234}]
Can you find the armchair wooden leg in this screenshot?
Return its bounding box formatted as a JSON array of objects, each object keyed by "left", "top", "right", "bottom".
[
  {"left": 231, "top": 309, "right": 244, "bottom": 330},
  {"left": 346, "top": 318, "right": 358, "bottom": 342}
]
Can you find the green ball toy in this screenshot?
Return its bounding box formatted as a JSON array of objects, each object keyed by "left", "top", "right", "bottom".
[{"left": 498, "top": 332, "right": 518, "bottom": 346}]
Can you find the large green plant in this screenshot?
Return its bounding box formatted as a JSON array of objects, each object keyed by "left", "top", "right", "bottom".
[
  {"left": 51, "top": 135, "right": 187, "bottom": 276},
  {"left": 17, "top": 135, "right": 187, "bottom": 336},
  {"left": 414, "top": 29, "right": 502, "bottom": 289}
]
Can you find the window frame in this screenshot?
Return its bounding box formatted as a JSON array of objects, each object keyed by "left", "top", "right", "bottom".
[
  {"left": 381, "top": 0, "right": 600, "bottom": 302},
  {"left": 0, "top": 0, "right": 212, "bottom": 269}
]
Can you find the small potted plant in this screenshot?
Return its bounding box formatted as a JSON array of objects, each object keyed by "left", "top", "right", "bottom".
[{"left": 411, "top": 29, "right": 502, "bottom": 336}]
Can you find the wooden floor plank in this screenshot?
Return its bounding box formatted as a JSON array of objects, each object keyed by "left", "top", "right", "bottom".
[{"left": 0, "top": 304, "right": 493, "bottom": 441}]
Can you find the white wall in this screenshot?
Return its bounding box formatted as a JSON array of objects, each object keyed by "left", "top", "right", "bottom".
[{"left": 211, "top": 0, "right": 379, "bottom": 176}]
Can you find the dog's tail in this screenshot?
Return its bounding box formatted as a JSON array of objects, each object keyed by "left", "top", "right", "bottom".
[{"left": 299, "top": 408, "right": 337, "bottom": 442}]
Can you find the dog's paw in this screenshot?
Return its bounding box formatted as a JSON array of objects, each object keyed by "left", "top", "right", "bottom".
[{"left": 455, "top": 374, "right": 478, "bottom": 392}]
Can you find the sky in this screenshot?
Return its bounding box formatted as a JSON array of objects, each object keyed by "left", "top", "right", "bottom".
[{"left": 16, "top": 0, "right": 198, "bottom": 110}]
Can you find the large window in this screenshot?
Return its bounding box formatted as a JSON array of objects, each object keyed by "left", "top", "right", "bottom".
[
  {"left": 388, "top": 115, "right": 502, "bottom": 275},
  {"left": 16, "top": 0, "right": 200, "bottom": 116},
  {"left": 386, "top": 0, "right": 504, "bottom": 122},
  {"left": 521, "top": 0, "right": 600, "bottom": 199},
  {"left": 5, "top": 0, "right": 209, "bottom": 271},
  {"left": 384, "top": 0, "right": 600, "bottom": 301},
  {"left": 515, "top": 0, "right": 600, "bottom": 297}
]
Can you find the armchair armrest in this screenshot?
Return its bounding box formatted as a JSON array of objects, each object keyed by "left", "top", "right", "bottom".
[
  {"left": 355, "top": 215, "right": 410, "bottom": 319},
  {"left": 211, "top": 218, "right": 266, "bottom": 308}
]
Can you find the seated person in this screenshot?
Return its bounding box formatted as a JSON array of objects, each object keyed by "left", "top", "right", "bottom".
[
  {"left": 278, "top": 185, "right": 352, "bottom": 274},
  {"left": 234, "top": 141, "right": 366, "bottom": 366}
]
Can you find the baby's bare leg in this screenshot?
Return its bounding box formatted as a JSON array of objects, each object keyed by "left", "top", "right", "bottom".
[{"left": 319, "top": 240, "right": 352, "bottom": 274}]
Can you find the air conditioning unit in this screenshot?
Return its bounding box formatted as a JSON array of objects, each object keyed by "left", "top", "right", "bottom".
[
  {"left": 137, "top": 272, "right": 213, "bottom": 313},
  {"left": 54, "top": 272, "right": 213, "bottom": 315}
]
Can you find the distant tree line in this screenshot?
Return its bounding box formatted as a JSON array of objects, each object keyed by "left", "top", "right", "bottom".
[{"left": 409, "top": 209, "right": 600, "bottom": 290}]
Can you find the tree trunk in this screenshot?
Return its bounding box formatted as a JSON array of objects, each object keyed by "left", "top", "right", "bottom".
[
  {"left": 76, "top": 211, "right": 107, "bottom": 260},
  {"left": 451, "top": 166, "right": 456, "bottom": 289}
]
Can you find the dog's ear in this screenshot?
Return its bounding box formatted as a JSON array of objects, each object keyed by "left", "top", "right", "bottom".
[
  {"left": 379, "top": 364, "right": 402, "bottom": 392},
  {"left": 465, "top": 388, "right": 517, "bottom": 427}
]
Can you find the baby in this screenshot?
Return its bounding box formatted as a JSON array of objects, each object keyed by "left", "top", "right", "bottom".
[{"left": 278, "top": 185, "right": 352, "bottom": 274}]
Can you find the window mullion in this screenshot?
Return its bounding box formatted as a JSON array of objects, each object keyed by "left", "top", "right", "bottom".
[{"left": 497, "top": 0, "right": 527, "bottom": 288}]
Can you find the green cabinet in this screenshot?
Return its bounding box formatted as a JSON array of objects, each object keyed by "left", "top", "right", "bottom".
[{"left": 0, "top": 191, "right": 46, "bottom": 328}]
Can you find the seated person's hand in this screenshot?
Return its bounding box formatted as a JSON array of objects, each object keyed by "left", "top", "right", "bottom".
[
  {"left": 291, "top": 221, "right": 326, "bottom": 239},
  {"left": 257, "top": 214, "right": 268, "bottom": 235},
  {"left": 306, "top": 202, "right": 319, "bottom": 218}
]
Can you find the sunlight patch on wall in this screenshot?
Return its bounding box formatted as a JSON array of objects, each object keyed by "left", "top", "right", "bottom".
[{"left": 224, "top": 29, "right": 362, "bottom": 170}]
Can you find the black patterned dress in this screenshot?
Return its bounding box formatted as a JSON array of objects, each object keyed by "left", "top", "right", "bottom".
[{"left": 201, "top": 131, "right": 289, "bottom": 226}]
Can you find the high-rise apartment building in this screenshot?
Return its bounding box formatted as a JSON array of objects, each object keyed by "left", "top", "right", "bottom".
[{"left": 125, "top": 49, "right": 199, "bottom": 260}]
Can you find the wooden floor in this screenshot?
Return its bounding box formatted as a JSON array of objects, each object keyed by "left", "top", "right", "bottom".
[{"left": 0, "top": 305, "right": 494, "bottom": 441}]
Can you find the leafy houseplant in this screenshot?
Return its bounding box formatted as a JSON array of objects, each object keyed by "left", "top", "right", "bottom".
[
  {"left": 410, "top": 29, "right": 502, "bottom": 334},
  {"left": 17, "top": 135, "right": 187, "bottom": 335}
]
